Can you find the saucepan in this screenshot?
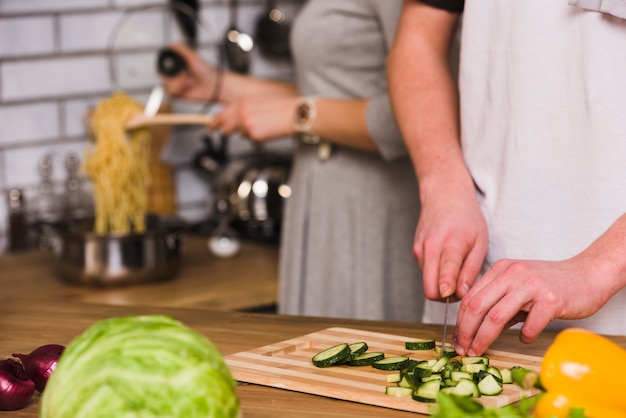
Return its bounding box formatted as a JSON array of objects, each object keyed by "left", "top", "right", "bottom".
[{"left": 52, "top": 215, "right": 185, "bottom": 287}]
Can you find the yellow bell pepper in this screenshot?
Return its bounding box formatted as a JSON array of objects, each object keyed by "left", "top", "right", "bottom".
[{"left": 534, "top": 328, "right": 626, "bottom": 418}]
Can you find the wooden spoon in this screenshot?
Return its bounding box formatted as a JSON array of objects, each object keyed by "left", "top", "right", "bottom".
[{"left": 126, "top": 113, "right": 214, "bottom": 130}]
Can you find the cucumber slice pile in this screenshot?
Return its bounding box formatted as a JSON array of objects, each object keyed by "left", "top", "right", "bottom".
[
  {"left": 311, "top": 340, "right": 538, "bottom": 404},
  {"left": 387, "top": 355, "right": 513, "bottom": 402}
]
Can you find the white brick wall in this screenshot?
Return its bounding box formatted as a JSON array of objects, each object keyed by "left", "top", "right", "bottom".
[{"left": 0, "top": 0, "right": 300, "bottom": 252}]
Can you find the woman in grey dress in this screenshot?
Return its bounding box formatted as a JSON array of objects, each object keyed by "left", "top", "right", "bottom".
[{"left": 163, "top": 0, "right": 423, "bottom": 322}]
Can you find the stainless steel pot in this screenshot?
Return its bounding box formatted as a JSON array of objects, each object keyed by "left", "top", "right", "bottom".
[
  {"left": 221, "top": 152, "right": 291, "bottom": 243},
  {"left": 52, "top": 216, "right": 185, "bottom": 287}
]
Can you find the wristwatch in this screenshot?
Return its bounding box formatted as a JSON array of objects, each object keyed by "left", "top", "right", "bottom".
[{"left": 293, "top": 97, "right": 321, "bottom": 145}]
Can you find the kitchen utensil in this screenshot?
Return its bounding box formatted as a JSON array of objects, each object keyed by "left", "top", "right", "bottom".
[
  {"left": 441, "top": 296, "right": 449, "bottom": 358},
  {"left": 254, "top": 0, "right": 291, "bottom": 60},
  {"left": 107, "top": 3, "right": 220, "bottom": 110},
  {"left": 223, "top": 0, "right": 253, "bottom": 73},
  {"left": 52, "top": 215, "right": 185, "bottom": 287},
  {"left": 170, "top": 0, "right": 199, "bottom": 48},
  {"left": 225, "top": 327, "right": 543, "bottom": 414},
  {"left": 126, "top": 112, "right": 214, "bottom": 130},
  {"left": 155, "top": 0, "right": 200, "bottom": 77},
  {"left": 144, "top": 84, "right": 165, "bottom": 118}
]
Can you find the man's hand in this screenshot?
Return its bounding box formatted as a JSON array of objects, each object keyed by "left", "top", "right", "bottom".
[
  {"left": 415, "top": 170, "right": 488, "bottom": 302},
  {"left": 453, "top": 256, "right": 619, "bottom": 356}
]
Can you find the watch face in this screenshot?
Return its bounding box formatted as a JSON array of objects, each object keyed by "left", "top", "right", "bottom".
[{"left": 296, "top": 103, "right": 310, "bottom": 124}]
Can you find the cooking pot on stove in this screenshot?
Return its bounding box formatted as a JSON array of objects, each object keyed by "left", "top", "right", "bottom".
[{"left": 52, "top": 215, "right": 185, "bottom": 287}]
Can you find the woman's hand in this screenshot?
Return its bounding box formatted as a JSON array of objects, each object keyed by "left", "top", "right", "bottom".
[
  {"left": 159, "top": 43, "right": 219, "bottom": 102},
  {"left": 211, "top": 94, "right": 298, "bottom": 142}
]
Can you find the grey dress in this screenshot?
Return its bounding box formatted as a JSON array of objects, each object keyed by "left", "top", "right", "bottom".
[{"left": 278, "top": 0, "right": 424, "bottom": 322}]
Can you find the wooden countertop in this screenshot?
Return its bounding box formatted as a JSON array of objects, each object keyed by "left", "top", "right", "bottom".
[
  {"left": 6, "top": 299, "right": 626, "bottom": 418},
  {"left": 0, "top": 235, "right": 279, "bottom": 311}
]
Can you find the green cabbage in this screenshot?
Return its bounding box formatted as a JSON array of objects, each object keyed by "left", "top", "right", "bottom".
[{"left": 40, "top": 315, "right": 239, "bottom": 418}]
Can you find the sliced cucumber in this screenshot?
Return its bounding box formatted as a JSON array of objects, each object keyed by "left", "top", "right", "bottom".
[
  {"left": 386, "top": 372, "right": 402, "bottom": 383},
  {"left": 412, "top": 380, "right": 441, "bottom": 403},
  {"left": 398, "top": 374, "right": 415, "bottom": 389},
  {"left": 348, "top": 341, "right": 368, "bottom": 359},
  {"left": 405, "top": 339, "right": 436, "bottom": 350},
  {"left": 421, "top": 374, "right": 443, "bottom": 383},
  {"left": 312, "top": 343, "right": 351, "bottom": 367},
  {"left": 500, "top": 368, "right": 513, "bottom": 384},
  {"left": 435, "top": 344, "right": 458, "bottom": 358},
  {"left": 347, "top": 351, "right": 384, "bottom": 366},
  {"left": 461, "top": 362, "right": 487, "bottom": 374},
  {"left": 413, "top": 361, "right": 434, "bottom": 378},
  {"left": 461, "top": 356, "right": 489, "bottom": 366},
  {"left": 431, "top": 356, "right": 449, "bottom": 373},
  {"left": 450, "top": 371, "right": 472, "bottom": 382},
  {"left": 510, "top": 366, "right": 542, "bottom": 390},
  {"left": 372, "top": 356, "right": 411, "bottom": 371},
  {"left": 451, "top": 378, "right": 479, "bottom": 397},
  {"left": 385, "top": 386, "right": 414, "bottom": 398},
  {"left": 486, "top": 366, "right": 503, "bottom": 383},
  {"left": 477, "top": 373, "right": 503, "bottom": 396}
]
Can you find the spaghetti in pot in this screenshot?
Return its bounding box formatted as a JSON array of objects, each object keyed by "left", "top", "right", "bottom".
[{"left": 84, "top": 92, "right": 150, "bottom": 235}]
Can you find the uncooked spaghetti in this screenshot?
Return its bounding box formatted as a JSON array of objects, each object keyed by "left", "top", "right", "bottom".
[{"left": 84, "top": 92, "right": 150, "bottom": 234}]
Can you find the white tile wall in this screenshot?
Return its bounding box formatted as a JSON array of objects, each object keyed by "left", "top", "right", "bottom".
[
  {"left": 0, "top": 17, "right": 56, "bottom": 58},
  {"left": 0, "top": 0, "right": 301, "bottom": 251},
  {"left": 2, "top": 56, "right": 112, "bottom": 101},
  {"left": 0, "top": 0, "right": 109, "bottom": 14},
  {"left": 0, "top": 102, "right": 60, "bottom": 144}
]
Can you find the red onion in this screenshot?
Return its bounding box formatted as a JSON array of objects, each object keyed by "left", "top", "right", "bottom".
[
  {"left": 0, "top": 358, "right": 35, "bottom": 411},
  {"left": 12, "top": 344, "right": 65, "bottom": 393}
]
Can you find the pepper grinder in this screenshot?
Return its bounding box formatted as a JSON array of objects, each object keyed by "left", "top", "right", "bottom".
[
  {"left": 63, "top": 152, "right": 92, "bottom": 222},
  {"left": 33, "top": 154, "right": 62, "bottom": 250}
]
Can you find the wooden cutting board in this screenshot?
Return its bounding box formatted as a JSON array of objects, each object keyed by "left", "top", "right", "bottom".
[{"left": 225, "top": 327, "right": 543, "bottom": 415}]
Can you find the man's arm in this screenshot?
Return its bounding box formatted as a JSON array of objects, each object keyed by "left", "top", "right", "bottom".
[{"left": 388, "top": 1, "right": 487, "bottom": 301}]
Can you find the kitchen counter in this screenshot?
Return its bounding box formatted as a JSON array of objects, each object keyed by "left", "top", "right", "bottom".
[
  {"left": 0, "top": 235, "right": 279, "bottom": 311},
  {"left": 5, "top": 299, "right": 626, "bottom": 417}
]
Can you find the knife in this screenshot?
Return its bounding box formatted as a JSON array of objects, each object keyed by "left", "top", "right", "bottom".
[{"left": 440, "top": 297, "right": 449, "bottom": 358}]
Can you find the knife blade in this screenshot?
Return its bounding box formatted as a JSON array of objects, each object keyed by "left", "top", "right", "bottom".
[{"left": 440, "top": 296, "right": 449, "bottom": 358}]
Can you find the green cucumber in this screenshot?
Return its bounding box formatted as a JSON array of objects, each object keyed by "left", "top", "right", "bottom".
[
  {"left": 461, "top": 362, "right": 487, "bottom": 374},
  {"left": 385, "top": 386, "right": 414, "bottom": 398},
  {"left": 347, "top": 351, "right": 384, "bottom": 366},
  {"left": 431, "top": 356, "right": 449, "bottom": 373},
  {"left": 450, "top": 378, "right": 479, "bottom": 397},
  {"left": 405, "top": 339, "right": 436, "bottom": 350},
  {"left": 311, "top": 343, "right": 351, "bottom": 367},
  {"left": 347, "top": 341, "right": 368, "bottom": 359},
  {"left": 500, "top": 368, "right": 513, "bottom": 384},
  {"left": 372, "top": 356, "right": 411, "bottom": 371},
  {"left": 435, "top": 344, "right": 458, "bottom": 358},
  {"left": 477, "top": 373, "right": 503, "bottom": 396},
  {"left": 411, "top": 379, "right": 441, "bottom": 403},
  {"left": 461, "top": 356, "right": 489, "bottom": 365}
]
